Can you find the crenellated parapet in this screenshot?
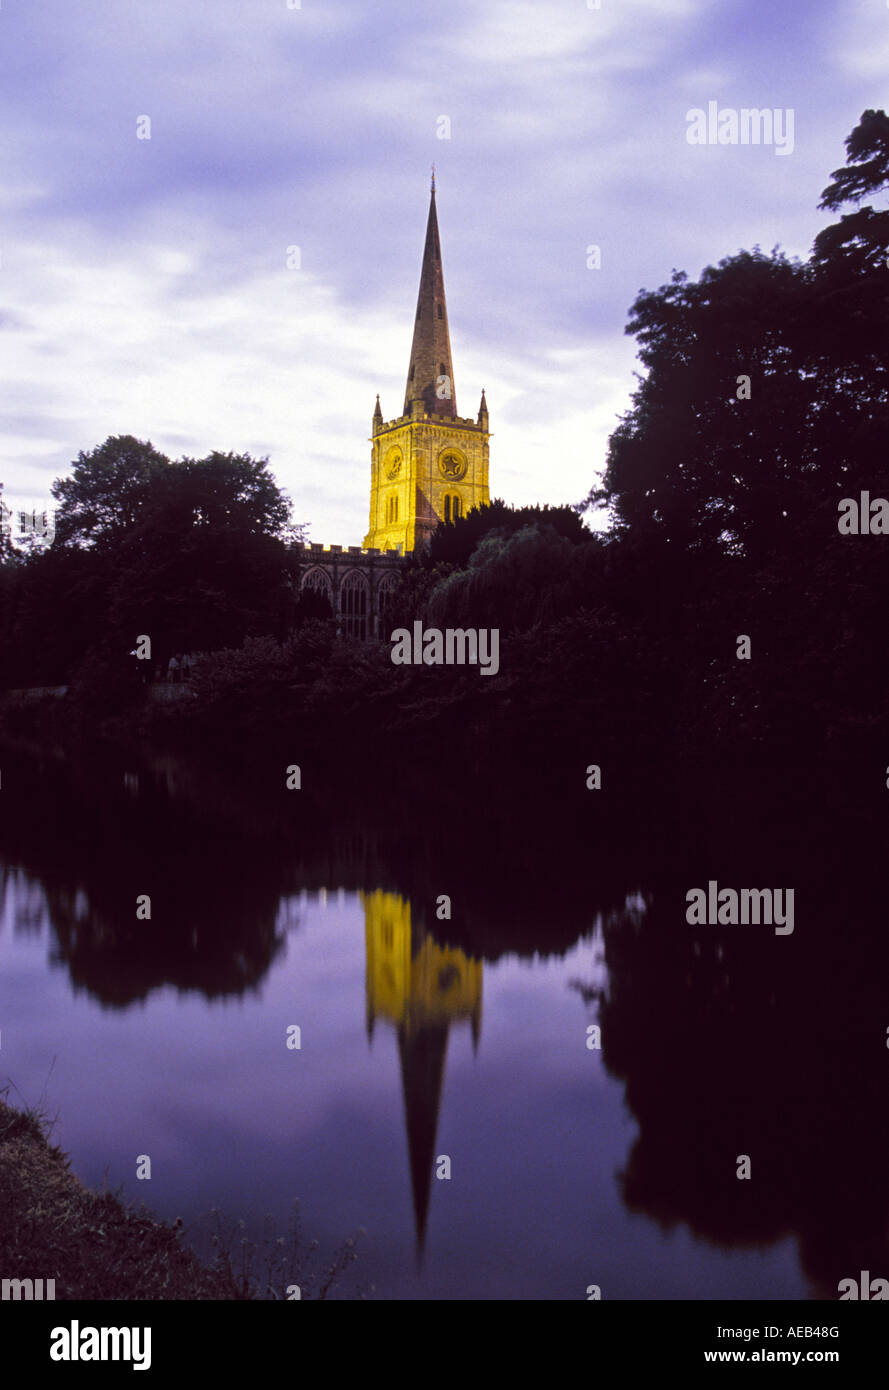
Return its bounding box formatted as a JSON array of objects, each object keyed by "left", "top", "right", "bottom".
[
  {"left": 372, "top": 409, "right": 488, "bottom": 437},
  {"left": 300, "top": 542, "right": 401, "bottom": 558}
]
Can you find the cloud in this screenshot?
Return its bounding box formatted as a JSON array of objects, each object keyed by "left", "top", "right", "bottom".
[
  {"left": 0, "top": 0, "right": 881, "bottom": 536},
  {"left": 832, "top": 0, "right": 889, "bottom": 78}
]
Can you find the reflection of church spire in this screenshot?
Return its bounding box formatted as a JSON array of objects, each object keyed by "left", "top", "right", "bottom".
[
  {"left": 362, "top": 890, "right": 482, "bottom": 1253},
  {"left": 398, "top": 1022, "right": 448, "bottom": 1249}
]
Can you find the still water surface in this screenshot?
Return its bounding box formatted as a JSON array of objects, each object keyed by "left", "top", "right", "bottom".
[{"left": 0, "top": 745, "right": 870, "bottom": 1299}]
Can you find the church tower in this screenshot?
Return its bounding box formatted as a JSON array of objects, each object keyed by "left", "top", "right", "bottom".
[{"left": 363, "top": 173, "right": 490, "bottom": 554}]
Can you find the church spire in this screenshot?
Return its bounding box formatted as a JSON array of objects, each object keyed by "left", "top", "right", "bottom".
[{"left": 403, "top": 176, "right": 457, "bottom": 420}]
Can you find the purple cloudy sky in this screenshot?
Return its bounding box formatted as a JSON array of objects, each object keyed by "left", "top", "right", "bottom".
[{"left": 1, "top": 0, "right": 886, "bottom": 541}]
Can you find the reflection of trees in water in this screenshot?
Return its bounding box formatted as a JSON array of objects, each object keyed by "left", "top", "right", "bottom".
[
  {"left": 9, "top": 738, "right": 888, "bottom": 1298},
  {"left": 43, "top": 875, "right": 288, "bottom": 1007},
  {"left": 0, "top": 741, "right": 616, "bottom": 1009},
  {"left": 590, "top": 868, "right": 889, "bottom": 1299},
  {"left": 1, "top": 741, "right": 625, "bottom": 1011},
  {"left": 0, "top": 746, "right": 292, "bottom": 1006},
  {"left": 1, "top": 866, "right": 52, "bottom": 936}
]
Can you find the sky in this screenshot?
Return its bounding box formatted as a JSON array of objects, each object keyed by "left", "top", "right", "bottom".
[{"left": 1, "top": 0, "right": 887, "bottom": 543}]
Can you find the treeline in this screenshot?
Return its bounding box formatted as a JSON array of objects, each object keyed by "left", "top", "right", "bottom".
[
  {"left": 0, "top": 439, "right": 304, "bottom": 700},
  {"left": 2, "top": 111, "right": 888, "bottom": 802}
]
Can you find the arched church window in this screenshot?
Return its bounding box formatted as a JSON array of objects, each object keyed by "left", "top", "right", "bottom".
[
  {"left": 301, "top": 567, "right": 333, "bottom": 614},
  {"left": 437, "top": 305, "right": 443, "bottom": 319},
  {"left": 301, "top": 567, "right": 332, "bottom": 597},
  {"left": 340, "top": 571, "right": 369, "bottom": 641},
  {"left": 377, "top": 572, "right": 399, "bottom": 626},
  {"left": 409, "top": 365, "right": 415, "bottom": 381},
  {"left": 299, "top": 567, "right": 334, "bottom": 620}
]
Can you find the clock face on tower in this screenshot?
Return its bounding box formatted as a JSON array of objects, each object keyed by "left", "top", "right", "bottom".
[
  {"left": 384, "top": 448, "right": 403, "bottom": 480},
  {"left": 438, "top": 448, "right": 467, "bottom": 481}
]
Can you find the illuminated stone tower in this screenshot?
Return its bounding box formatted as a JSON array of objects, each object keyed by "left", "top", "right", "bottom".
[{"left": 363, "top": 173, "right": 491, "bottom": 554}]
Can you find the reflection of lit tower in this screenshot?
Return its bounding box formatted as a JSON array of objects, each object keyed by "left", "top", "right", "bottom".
[{"left": 363, "top": 890, "right": 482, "bottom": 1251}]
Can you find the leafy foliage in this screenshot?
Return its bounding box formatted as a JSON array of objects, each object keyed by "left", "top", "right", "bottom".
[{"left": 1, "top": 438, "right": 302, "bottom": 691}]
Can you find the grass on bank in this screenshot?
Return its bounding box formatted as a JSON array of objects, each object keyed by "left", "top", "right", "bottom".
[{"left": 0, "top": 1092, "right": 368, "bottom": 1299}]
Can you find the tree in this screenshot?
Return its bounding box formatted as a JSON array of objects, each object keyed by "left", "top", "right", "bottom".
[
  {"left": 168, "top": 451, "right": 299, "bottom": 543},
  {"left": 587, "top": 113, "right": 889, "bottom": 560},
  {"left": 52, "top": 438, "right": 304, "bottom": 552},
  {"left": 5, "top": 439, "right": 305, "bottom": 688},
  {"left": 810, "top": 110, "right": 889, "bottom": 424},
  {"left": 0, "top": 484, "right": 15, "bottom": 566},
  {"left": 91, "top": 451, "right": 300, "bottom": 668},
  {"left": 570, "top": 111, "right": 889, "bottom": 772},
  {"left": 817, "top": 108, "right": 889, "bottom": 217},
  {"left": 52, "top": 436, "right": 171, "bottom": 549},
  {"left": 424, "top": 499, "right": 590, "bottom": 569},
  {"left": 587, "top": 250, "right": 815, "bottom": 560},
  {"left": 426, "top": 523, "right": 603, "bottom": 633}
]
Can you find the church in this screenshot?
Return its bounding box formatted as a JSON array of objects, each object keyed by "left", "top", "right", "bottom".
[{"left": 298, "top": 174, "right": 491, "bottom": 638}]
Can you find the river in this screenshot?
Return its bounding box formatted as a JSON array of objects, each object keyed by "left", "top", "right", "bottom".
[{"left": 1, "top": 740, "right": 884, "bottom": 1299}]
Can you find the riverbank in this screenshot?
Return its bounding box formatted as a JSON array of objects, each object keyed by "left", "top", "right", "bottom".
[{"left": 0, "top": 1096, "right": 241, "bottom": 1299}]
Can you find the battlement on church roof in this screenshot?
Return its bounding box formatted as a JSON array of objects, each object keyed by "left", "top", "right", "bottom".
[
  {"left": 373, "top": 411, "right": 486, "bottom": 434},
  {"left": 301, "top": 542, "right": 401, "bottom": 558}
]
